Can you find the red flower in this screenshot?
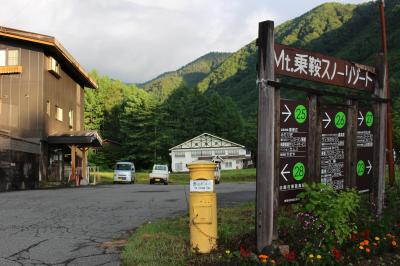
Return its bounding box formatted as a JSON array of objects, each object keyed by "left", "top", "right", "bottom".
[
  {"left": 240, "top": 245, "right": 251, "bottom": 257},
  {"left": 364, "top": 229, "right": 370, "bottom": 239},
  {"left": 332, "top": 248, "right": 342, "bottom": 261},
  {"left": 284, "top": 250, "right": 296, "bottom": 262}
]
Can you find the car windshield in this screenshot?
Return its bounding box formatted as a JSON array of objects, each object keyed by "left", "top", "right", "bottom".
[
  {"left": 154, "top": 165, "right": 167, "bottom": 171},
  {"left": 116, "top": 164, "right": 132, "bottom": 170}
]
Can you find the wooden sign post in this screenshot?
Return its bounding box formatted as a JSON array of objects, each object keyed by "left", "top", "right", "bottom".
[{"left": 256, "top": 20, "right": 277, "bottom": 251}]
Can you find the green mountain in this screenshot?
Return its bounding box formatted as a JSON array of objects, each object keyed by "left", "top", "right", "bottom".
[
  {"left": 197, "top": 1, "right": 400, "bottom": 115},
  {"left": 140, "top": 52, "right": 231, "bottom": 101},
  {"left": 86, "top": 0, "right": 400, "bottom": 169}
]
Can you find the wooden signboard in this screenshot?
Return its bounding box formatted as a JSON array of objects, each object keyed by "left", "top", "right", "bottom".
[
  {"left": 320, "top": 106, "right": 347, "bottom": 190},
  {"left": 356, "top": 108, "right": 374, "bottom": 193},
  {"left": 274, "top": 44, "right": 376, "bottom": 92},
  {"left": 279, "top": 99, "right": 309, "bottom": 204}
]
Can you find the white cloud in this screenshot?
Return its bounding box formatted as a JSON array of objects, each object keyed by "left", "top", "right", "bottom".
[{"left": 0, "top": 0, "right": 372, "bottom": 83}]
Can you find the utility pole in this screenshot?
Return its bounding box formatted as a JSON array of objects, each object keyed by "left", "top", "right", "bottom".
[{"left": 378, "top": 0, "right": 396, "bottom": 186}]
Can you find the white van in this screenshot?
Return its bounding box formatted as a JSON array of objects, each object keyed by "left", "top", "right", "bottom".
[
  {"left": 113, "top": 162, "right": 135, "bottom": 184},
  {"left": 149, "top": 164, "right": 170, "bottom": 185}
]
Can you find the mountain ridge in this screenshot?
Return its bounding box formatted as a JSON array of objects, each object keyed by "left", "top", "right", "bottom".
[{"left": 140, "top": 51, "right": 231, "bottom": 101}]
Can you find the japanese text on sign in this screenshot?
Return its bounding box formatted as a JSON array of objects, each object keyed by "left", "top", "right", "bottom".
[
  {"left": 274, "top": 44, "right": 376, "bottom": 91},
  {"left": 279, "top": 100, "right": 309, "bottom": 204},
  {"left": 320, "top": 108, "right": 347, "bottom": 190},
  {"left": 190, "top": 180, "right": 214, "bottom": 192}
]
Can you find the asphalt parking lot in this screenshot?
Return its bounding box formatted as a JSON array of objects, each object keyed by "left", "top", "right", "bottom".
[{"left": 0, "top": 183, "right": 255, "bottom": 265}]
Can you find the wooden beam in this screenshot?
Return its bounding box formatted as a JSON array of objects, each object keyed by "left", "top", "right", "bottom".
[
  {"left": 308, "top": 95, "right": 320, "bottom": 183},
  {"left": 345, "top": 99, "right": 358, "bottom": 188},
  {"left": 372, "top": 54, "right": 387, "bottom": 217},
  {"left": 82, "top": 148, "right": 87, "bottom": 182},
  {"left": 267, "top": 80, "right": 389, "bottom": 103},
  {"left": 256, "top": 20, "right": 276, "bottom": 252},
  {"left": 71, "top": 145, "right": 77, "bottom": 186}
]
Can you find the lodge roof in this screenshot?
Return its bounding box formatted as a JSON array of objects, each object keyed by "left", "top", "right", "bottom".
[
  {"left": 0, "top": 26, "right": 97, "bottom": 89},
  {"left": 169, "top": 133, "right": 245, "bottom": 150},
  {"left": 47, "top": 131, "right": 103, "bottom": 147}
]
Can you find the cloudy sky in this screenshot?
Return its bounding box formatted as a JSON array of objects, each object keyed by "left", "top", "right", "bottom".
[{"left": 0, "top": 0, "right": 372, "bottom": 83}]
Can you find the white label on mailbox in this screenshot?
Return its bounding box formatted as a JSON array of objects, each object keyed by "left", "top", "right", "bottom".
[{"left": 190, "top": 180, "right": 214, "bottom": 192}]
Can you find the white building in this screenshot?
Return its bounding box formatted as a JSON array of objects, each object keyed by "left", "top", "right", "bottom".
[{"left": 169, "top": 133, "right": 252, "bottom": 172}]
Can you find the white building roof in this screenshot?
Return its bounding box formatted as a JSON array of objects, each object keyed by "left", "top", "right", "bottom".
[{"left": 169, "top": 133, "right": 245, "bottom": 150}]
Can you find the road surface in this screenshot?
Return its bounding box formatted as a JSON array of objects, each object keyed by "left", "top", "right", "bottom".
[{"left": 0, "top": 183, "right": 255, "bottom": 265}]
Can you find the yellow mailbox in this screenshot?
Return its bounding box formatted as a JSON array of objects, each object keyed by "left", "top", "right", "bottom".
[{"left": 187, "top": 160, "right": 217, "bottom": 253}]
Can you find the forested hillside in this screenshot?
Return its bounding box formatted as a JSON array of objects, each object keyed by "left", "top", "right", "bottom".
[
  {"left": 198, "top": 1, "right": 400, "bottom": 112},
  {"left": 140, "top": 52, "right": 230, "bottom": 101},
  {"left": 85, "top": 1, "right": 400, "bottom": 169}
]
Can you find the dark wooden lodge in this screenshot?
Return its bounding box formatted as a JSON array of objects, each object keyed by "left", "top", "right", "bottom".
[{"left": 0, "top": 26, "right": 101, "bottom": 190}]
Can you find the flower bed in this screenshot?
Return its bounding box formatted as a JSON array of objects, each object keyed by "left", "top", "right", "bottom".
[{"left": 218, "top": 184, "right": 400, "bottom": 265}]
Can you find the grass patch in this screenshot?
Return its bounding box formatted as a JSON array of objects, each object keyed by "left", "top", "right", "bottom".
[
  {"left": 121, "top": 202, "right": 255, "bottom": 266},
  {"left": 98, "top": 168, "right": 256, "bottom": 185}
]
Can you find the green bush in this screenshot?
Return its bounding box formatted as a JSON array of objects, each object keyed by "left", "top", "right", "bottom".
[{"left": 296, "top": 183, "right": 360, "bottom": 252}]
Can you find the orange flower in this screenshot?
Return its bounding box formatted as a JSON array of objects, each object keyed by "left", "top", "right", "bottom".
[
  {"left": 392, "top": 241, "right": 397, "bottom": 247},
  {"left": 363, "top": 240, "right": 369, "bottom": 245},
  {"left": 366, "top": 248, "right": 371, "bottom": 253},
  {"left": 359, "top": 242, "right": 365, "bottom": 246},
  {"left": 258, "top": 254, "right": 268, "bottom": 263}
]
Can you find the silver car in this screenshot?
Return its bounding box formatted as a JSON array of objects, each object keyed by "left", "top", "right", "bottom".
[{"left": 113, "top": 162, "right": 135, "bottom": 184}]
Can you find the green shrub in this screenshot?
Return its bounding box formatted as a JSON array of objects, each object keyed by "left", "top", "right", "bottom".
[{"left": 296, "top": 183, "right": 360, "bottom": 251}]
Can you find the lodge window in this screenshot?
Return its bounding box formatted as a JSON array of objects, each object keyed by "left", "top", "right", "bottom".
[
  {"left": 0, "top": 49, "right": 20, "bottom": 66},
  {"left": 191, "top": 150, "right": 202, "bottom": 158},
  {"left": 7, "top": 50, "right": 19, "bottom": 66},
  {"left": 46, "top": 101, "right": 51, "bottom": 116},
  {"left": 215, "top": 149, "right": 225, "bottom": 155},
  {"left": 48, "top": 56, "right": 61, "bottom": 77},
  {"left": 175, "top": 163, "right": 183, "bottom": 171},
  {"left": 174, "top": 151, "right": 185, "bottom": 158},
  {"left": 55, "top": 106, "right": 63, "bottom": 121},
  {"left": 0, "top": 50, "right": 5, "bottom": 66},
  {"left": 202, "top": 150, "right": 212, "bottom": 156},
  {"left": 227, "top": 149, "right": 239, "bottom": 156},
  {"left": 0, "top": 49, "right": 22, "bottom": 74},
  {"left": 68, "top": 109, "right": 73, "bottom": 128},
  {"left": 225, "top": 161, "right": 232, "bottom": 168}
]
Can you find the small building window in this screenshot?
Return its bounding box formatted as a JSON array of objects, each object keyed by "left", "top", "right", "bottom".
[
  {"left": 175, "top": 163, "right": 183, "bottom": 171},
  {"left": 55, "top": 106, "right": 63, "bottom": 121},
  {"left": 7, "top": 50, "right": 19, "bottom": 66},
  {"left": 174, "top": 151, "right": 185, "bottom": 158},
  {"left": 191, "top": 150, "right": 202, "bottom": 158},
  {"left": 228, "top": 149, "right": 239, "bottom": 156},
  {"left": 48, "top": 56, "right": 60, "bottom": 77},
  {"left": 0, "top": 49, "right": 20, "bottom": 66},
  {"left": 0, "top": 50, "right": 5, "bottom": 66},
  {"left": 215, "top": 149, "right": 225, "bottom": 155},
  {"left": 202, "top": 150, "right": 212, "bottom": 156},
  {"left": 68, "top": 109, "right": 73, "bottom": 128},
  {"left": 224, "top": 161, "right": 232, "bottom": 168},
  {"left": 46, "top": 101, "right": 50, "bottom": 116}
]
